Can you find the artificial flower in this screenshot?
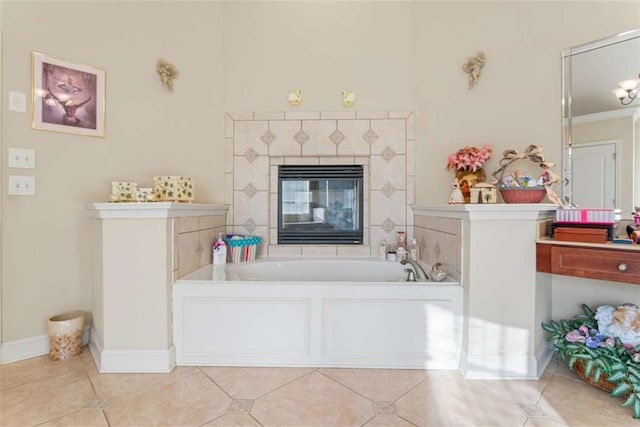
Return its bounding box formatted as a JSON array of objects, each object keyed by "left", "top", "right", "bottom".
[{"left": 446, "top": 144, "right": 493, "bottom": 172}]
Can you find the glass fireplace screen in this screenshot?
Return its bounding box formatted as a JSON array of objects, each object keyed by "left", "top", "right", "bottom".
[{"left": 278, "top": 165, "right": 363, "bottom": 244}]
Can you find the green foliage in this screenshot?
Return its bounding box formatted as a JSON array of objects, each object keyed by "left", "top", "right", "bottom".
[{"left": 541, "top": 304, "right": 640, "bottom": 419}]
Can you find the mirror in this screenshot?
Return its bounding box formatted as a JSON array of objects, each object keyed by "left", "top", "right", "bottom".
[{"left": 562, "top": 29, "right": 640, "bottom": 219}]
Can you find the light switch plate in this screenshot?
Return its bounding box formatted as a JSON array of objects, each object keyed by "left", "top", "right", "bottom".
[
  {"left": 8, "top": 175, "right": 36, "bottom": 196},
  {"left": 8, "top": 91, "right": 27, "bottom": 113},
  {"left": 8, "top": 147, "right": 36, "bottom": 169}
]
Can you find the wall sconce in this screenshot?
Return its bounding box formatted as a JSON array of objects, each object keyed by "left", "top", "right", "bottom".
[
  {"left": 288, "top": 89, "right": 302, "bottom": 106},
  {"left": 612, "top": 73, "right": 639, "bottom": 105},
  {"left": 342, "top": 90, "right": 356, "bottom": 107}
]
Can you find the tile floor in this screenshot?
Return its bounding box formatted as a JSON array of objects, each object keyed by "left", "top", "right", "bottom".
[{"left": 0, "top": 349, "right": 637, "bottom": 426}]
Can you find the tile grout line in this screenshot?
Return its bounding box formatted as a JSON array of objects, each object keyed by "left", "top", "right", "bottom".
[
  {"left": 314, "top": 369, "right": 378, "bottom": 403},
  {"left": 391, "top": 372, "right": 431, "bottom": 403},
  {"left": 251, "top": 367, "right": 319, "bottom": 401}
]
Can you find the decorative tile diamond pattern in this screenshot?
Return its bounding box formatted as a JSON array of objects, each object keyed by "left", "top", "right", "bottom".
[
  {"left": 294, "top": 130, "right": 310, "bottom": 145},
  {"left": 229, "top": 399, "right": 254, "bottom": 413},
  {"left": 243, "top": 182, "right": 258, "bottom": 199},
  {"left": 381, "top": 182, "right": 396, "bottom": 198},
  {"left": 374, "top": 401, "right": 397, "bottom": 416},
  {"left": 244, "top": 218, "right": 257, "bottom": 234},
  {"left": 518, "top": 402, "right": 549, "bottom": 417},
  {"left": 195, "top": 242, "right": 203, "bottom": 257},
  {"left": 381, "top": 146, "right": 396, "bottom": 163},
  {"left": 261, "top": 130, "right": 276, "bottom": 145},
  {"left": 83, "top": 398, "right": 110, "bottom": 409},
  {"left": 434, "top": 241, "right": 441, "bottom": 260},
  {"left": 243, "top": 147, "right": 259, "bottom": 163},
  {"left": 362, "top": 129, "right": 379, "bottom": 145},
  {"left": 382, "top": 218, "right": 396, "bottom": 233},
  {"left": 329, "top": 129, "right": 345, "bottom": 145}
]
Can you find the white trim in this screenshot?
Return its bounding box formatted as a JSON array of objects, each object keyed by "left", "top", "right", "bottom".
[
  {"left": 0, "top": 324, "right": 91, "bottom": 364},
  {"left": 460, "top": 351, "right": 545, "bottom": 380},
  {"left": 535, "top": 343, "right": 555, "bottom": 379},
  {"left": 569, "top": 107, "right": 640, "bottom": 125},
  {"left": 86, "top": 202, "right": 228, "bottom": 219},
  {"left": 411, "top": 203, "right": 557, "bottom": 221},
  {"left": 89, "top": 327, "right": 175, "bottom": 373},
  {"left": 0, "top": 334, "right": 49, "bottom": 364}
]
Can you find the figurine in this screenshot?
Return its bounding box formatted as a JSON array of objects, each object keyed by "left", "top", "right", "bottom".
[
  {"left": 539, "top": 161, "right": 563, "bottom": 206},
  {"left": 462, "top": 52, "right": 486, "bottom": 89},
  {"left": 448, "top": 179, "right": 465, "bottom": 204}
]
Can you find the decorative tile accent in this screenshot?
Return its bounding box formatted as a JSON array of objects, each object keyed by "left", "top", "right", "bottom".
[
  {"left": 381, "top": 146, "right": 396, "bottom": 163},
  {"left": 243, "top": 147, "right": 259, "bottom": 164},
  {"left": 434, "top": 241, "right": 441, "bottom": 260},
  {"left": 83, "top": 398, "right": 110, "bottom": 409},
  {"left": 293, "top": 129, "right": 310, "bottom": 146},
  {"left": 229, "top": 399, "right": 254, "bottom": 413},
  {"left": 244, "top": 218, "right": 257, "bottom": 234},
  {"left": 329, "top": 129, "right": 345, "bottom": 145},
  {"left": 517, "top": 402, "right": 549, "bottom": 417},
  {"left": 243, "top": 183, "right": 258, "bottom": 199},
  {"left": 374, "top": 401, "right": 397, "bottom": 416},
  {"left": 382, "top": 182, "right": 396, "bottom": 198},
  {"left": 382, "top": 218, "right": 396, "bottom": 233},
  {"left": 261, "top": 130, "right": 276, "bottom": 146},
  {"left": 195, "top": 241, "right": 203, "bottom": 258},
  {"left": 362, "top": 129, "right": 379, "bottom": 145}
]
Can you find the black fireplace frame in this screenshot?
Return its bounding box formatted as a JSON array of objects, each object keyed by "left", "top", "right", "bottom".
[{"left": 277, "top": 165, "right": 364, "bottom": 245}]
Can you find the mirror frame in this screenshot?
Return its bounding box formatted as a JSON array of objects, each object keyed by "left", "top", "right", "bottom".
[{"left": 561, "top": 28, "right": 640, "bottom": 214}]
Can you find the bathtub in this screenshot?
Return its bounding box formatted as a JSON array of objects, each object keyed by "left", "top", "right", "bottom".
[{"left": 173, "top": 257, "right": 463, "bottom": 369}]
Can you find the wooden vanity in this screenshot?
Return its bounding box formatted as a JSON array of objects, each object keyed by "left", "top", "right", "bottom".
[{"left": 536, "top": 240, "right": 640, "bottom": 285}]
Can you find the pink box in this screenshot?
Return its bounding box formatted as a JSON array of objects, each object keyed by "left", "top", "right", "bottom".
[{"left": 555, "top": 208, "right": 615, "bottom": 225}]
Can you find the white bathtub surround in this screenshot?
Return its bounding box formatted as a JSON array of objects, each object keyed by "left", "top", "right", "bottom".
[
  {"left": 174, "top": 259, "right": 462, "bottom": 369},
  {"left": 226, "top": 111, "right": 415, "bottom": 256},
  {"left": 413, "top": 203, "right": 557, "bottom": 379},
  {"left": 86, "top": 202, "right": 227, "bottom": 373}
]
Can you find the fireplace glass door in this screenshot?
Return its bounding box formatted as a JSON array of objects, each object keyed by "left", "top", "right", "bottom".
[{"left": 278, "top": 165, "right": 363, "bottom": 244}]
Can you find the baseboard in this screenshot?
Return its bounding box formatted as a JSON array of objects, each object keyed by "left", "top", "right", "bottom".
[
  {"left": 0, "top": 334, "right": 49, "bottom": 364},
  {"left": 460, "top": 350, "right": 548, "bottom": 379},
  {"left": 535, "top": 343, "right": 556, "bottom": 378},
  {"left": 89, "top": 326, "right": 175, "bottom": 373},
  {"left": 0, "top": 325, "right": 91, "bottom": 365}
]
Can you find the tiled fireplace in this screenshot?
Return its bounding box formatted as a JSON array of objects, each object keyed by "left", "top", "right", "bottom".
[{"left": 225, "top": 110, "right": 415, "bottom": 256}]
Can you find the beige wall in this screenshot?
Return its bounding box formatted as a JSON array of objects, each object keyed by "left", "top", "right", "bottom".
[
  {"left": 413, "top": 1, "right": 640, "bottom": 203},
  {"left": 1, "top": 1, "right": 224, "bottom": 342},
  {"left": 1, "top": 1, "right": 639, "bottom": 345}
]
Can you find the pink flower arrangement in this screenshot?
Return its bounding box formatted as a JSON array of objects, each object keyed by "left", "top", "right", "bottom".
[{"left": 446, "top": 144, "right": 493, "bottom": 172}]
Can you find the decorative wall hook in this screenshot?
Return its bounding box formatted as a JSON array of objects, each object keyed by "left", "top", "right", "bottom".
[
  {"left": 341, "top": 90, "right": 356, "bottom": 107},
  {"left": 156, "top": 58, "right": 178, "bottom": 91},
  {"left": 462, "top": 52, "right": 486, "bottom": 89},
  {"left": 288, "top": 89, "right": 302, "bottom": 106}
]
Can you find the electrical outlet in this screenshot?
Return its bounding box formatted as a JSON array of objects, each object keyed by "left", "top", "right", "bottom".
[
  {"left": 8, "top": 147, "right": 36, "bottom": 169},
  {"left": 8, "top": 175, "right": 36, "bottom": 196}
]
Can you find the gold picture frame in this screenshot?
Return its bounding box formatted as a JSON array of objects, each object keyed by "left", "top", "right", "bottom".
[{"left": 32, "top": 52, "right": 105, "bottom": 137}]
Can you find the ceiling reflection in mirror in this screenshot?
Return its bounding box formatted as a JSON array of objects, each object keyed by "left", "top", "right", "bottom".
[{"left": 562, "top": 29, "right": 640, "bottom": 219}]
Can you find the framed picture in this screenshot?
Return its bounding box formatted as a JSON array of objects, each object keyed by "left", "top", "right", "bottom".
[{"left": 32, "top": 52, "right": 105, "bottom": 137}]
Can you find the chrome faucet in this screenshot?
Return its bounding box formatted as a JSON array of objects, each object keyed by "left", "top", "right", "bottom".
[{"left": 400, "top": 258, "right": 430, "bottom": 281}]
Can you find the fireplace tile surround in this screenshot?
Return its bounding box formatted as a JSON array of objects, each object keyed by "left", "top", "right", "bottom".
[{"left": 226, "top": 111, "right": 415, "bottom": 256}]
